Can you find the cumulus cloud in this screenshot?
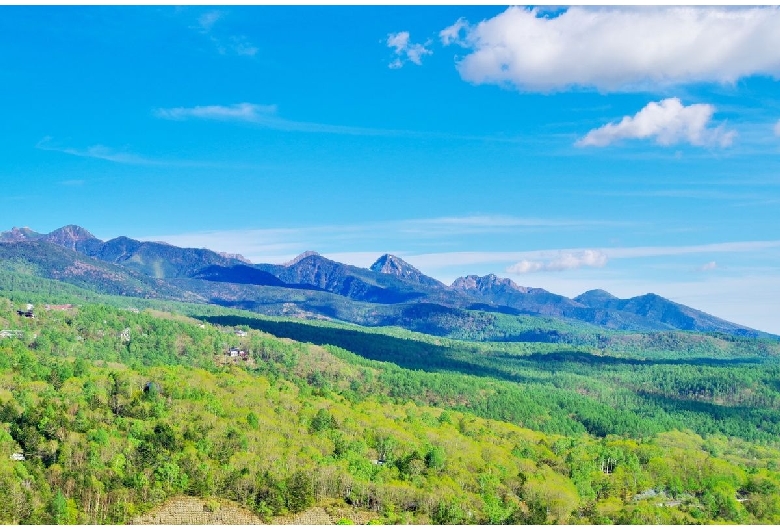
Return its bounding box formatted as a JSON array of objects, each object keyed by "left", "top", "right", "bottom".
[
  {"left": 387, "top": 31, "right": 432, "bottom": 69},
  {"left": 507, "top": 250, "right": 608, "bottom": 274},
  {"left": 576, "top": 98, "right": 736, "bottom": 148},
  {"left": 441, "top": 6, "right": 780, "bottom": 92},
  {"left": 696, "top": 261, "right": 718, "bottom": 272}
]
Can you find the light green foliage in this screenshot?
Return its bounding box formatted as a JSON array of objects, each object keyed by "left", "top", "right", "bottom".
[{"left": 0, "top": 293, "right": 778, "bottom": 524}]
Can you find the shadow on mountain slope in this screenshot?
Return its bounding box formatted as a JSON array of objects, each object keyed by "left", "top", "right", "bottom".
[{"left": 199, "top": 315, "right": 536, "bottom": 383}]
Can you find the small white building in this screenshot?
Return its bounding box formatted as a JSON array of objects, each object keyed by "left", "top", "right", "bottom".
[
  {"left": 227, "top": 347, "right": 248, "bottom": 359},
  {"left": 10, "top": 452, "right": 25, "bottom": 461}
]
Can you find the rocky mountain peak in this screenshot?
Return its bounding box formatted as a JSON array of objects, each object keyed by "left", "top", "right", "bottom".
[
  {"left": 284, "top": 251, "right": 321, "bottom": 267},
  {"left": 43, "top": 225, "right": 101, "bottom": 251},
  {"left": 450, "top": 275, "right": 479, "bottom": 290},
  {"left": 574, "top": 289, "right": 618, "bottom": 305},
  {"left": 217, "top": 251, "right": 251, "bottom": 264},
  {"left": 452, "top": 274, "right": 530, "bottom": 293},
  {"left": 370, "top": 254, "right": 443, "bottom": 287},
  {"left": 0, "top": 226, "right": 43, "bottom": 242},
  {"left": 371, "top": 254, "right": 411, "bottom": 274}
]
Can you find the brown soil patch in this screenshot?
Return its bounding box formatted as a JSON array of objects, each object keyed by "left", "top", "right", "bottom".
[
  {"left": 130, "top": 496, "right": 262, "bottom": 525},
  {"left": 131, "top": 496, "right": 378, "bottom": 525}
]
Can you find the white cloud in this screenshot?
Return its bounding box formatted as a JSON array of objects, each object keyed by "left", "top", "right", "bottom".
[
  {"left": 507, "top": 250, "right": 608, "bottom": 274},
  {"left": 154, "top": 103, "right": 391, "bottom": 135},
  {"left": 137, "top": 216, "right": 617, "bottom": 266},
  {"left": 230, "top": 36, "right": 258, "bottom": 57},
  {"left": 138, "top": 220, "right": 780, "bottom": 275},
  {"left": 197, "top": 11, "right": 223, "bottom": 33},
  {"left": 604, "top": 241, "right": 780, "bottom": 259},
  {"left": 387, "top": 31, "right": 432, "bottom": 69},
  {"left": 36, "top": 137, "right": 153, "bottom": 165},
  {"left": 774, "top": 120, "right": 780, "bottom": 137},
  {"left": 402, "top": 240, "right": 780, "bottom": 271},
  {"left": 153, "top": 104, "right": 529, "bottom": 142},
  {"left": 442, "top": 6, "right": 780, "bottom": 92},
  {"left": 403, "top": 215, "right": 623, "bottom": 234},
  {"left": 576, "top": 98, "right": 736, "bottom": 148},
  {"left": 696, "top": 261, "right": 718, "bottom": 272},
  {"left": 191, "top": 10, "right": 257, "bottom": 57},
  {"left": 439, "top": 18, "right": 468, "bottom": 46},
  {"left": 154, "top": 103, "right": 277, "bottom": 122}
]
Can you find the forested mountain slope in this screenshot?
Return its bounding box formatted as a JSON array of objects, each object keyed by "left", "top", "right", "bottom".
[{"left": 1, "top": 291, "right": 780, "bottom": 524}]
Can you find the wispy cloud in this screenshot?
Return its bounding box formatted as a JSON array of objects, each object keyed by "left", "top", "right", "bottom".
[
  {"left": 585, "top": 189, "right": 764, "bottom": 201},
  {"left": 154, "top": 103, "right": 395, "bottom": 135},
  {"left": 153, "top": 103, "right": 532, "bottom": 143},
  {"left": 398, "top": 215, "right": 626, "bottom": 236},
  {"left": 196, "top": 10, "right": 223, "bottom": 33},
  {"left": 397, "top": 240, "right": 780, "bottom": 272},
  {"left": 137, "top": 215, "right": 619, "bottom": 263},
  {"left": 60, "top": 179, "right": 85, "bottom": 187},
  {"left": 774, "top": 119, "right": 780, "bottom": 137},
  {"left": 576, "top": 98, "right": 736, "bottom": 148},
  {"left": 507, "top": 250, "right": 608, "bottom": 274},
  {"left": 387, "top": 31, "right": 432, "bottom": 69},
  {"left": 229, "top": 36, "right": 258, "bottom": 57},
  {"left": 191, "top": 9, "right": 258, "bottom": 57},
  {"left": 135, "top": 219, "right": 780, "bottom": 272},
  {"left": 695, "top": 260, "right": 718, "bottom": 272},
  {"left": 36, "top": 137, "right": 154, "bottom": 165},
  {"left": 441, "top": 6, "right": 780, "bottom": 92},
  {"left": 35, "top": 136, "right": 273, "bottom": 170},
  {"left": 605, "top": 241, "right": 780, "bottom": 259},
  {"left": 154, "top": 103, "right": 277, "bottom": 122}
]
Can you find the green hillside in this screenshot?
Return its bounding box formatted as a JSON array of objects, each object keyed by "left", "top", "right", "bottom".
[{"left": 1, "top": 280, "right": 780, "bottom": 524}]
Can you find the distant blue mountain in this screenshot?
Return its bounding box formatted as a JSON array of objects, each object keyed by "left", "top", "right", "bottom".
[{"left": 0, "top": 224, "right": 770, "bottom": 338}]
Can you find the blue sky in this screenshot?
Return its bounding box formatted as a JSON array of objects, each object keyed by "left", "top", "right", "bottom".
[{"left": 2, "top": 6, "right": 780, "bottom": 333}]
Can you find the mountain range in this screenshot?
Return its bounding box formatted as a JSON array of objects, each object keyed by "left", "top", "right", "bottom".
[{"left": 0, "top": 224, "right": 768, "bottom": 338}]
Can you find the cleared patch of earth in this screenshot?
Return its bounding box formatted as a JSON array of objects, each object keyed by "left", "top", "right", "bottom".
[{"left": 130, "top": 496, "right": 378, "bottom": 525}]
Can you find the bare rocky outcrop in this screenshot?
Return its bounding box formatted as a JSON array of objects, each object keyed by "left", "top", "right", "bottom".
[
  {"left": 43, "top": 224, "right": 100, "bottom": 251},
  {"left": 284, "top": 250, "right": 320, "bottom": 267},
  {"left": 451, "top": 273, "right": 539, "bottom": 294},
  {"left": 370, "top": 254, "right": 444, "bottom": 288},
  {"left": 0, "top": 226, "right": 43, "bottom": 243}
]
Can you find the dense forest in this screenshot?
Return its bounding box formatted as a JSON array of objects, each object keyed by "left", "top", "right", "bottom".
[{"left": 1, "top": 282, "right": 780, "bottom": 523}]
